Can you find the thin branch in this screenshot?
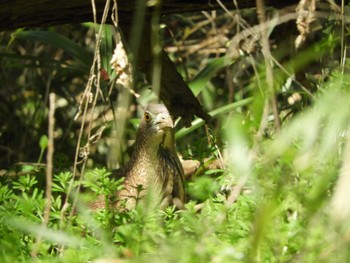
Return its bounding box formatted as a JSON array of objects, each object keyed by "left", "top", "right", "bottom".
[
  {"left": 59, "top": 0, "right": 113, "bottom": 254},
  {"left": 31, "top": 93, "right": 55, "bottom": 257},
  {"left": 227, "top": 12, "right": 298, "bottom": 59},
  {"left": 269, "top": 55, "right": 314, "bottom": 99},
  {"left": 44, "top": 93, "right": 55, "bottom": 226},
  {"left": 150, "top": 0, "right": 163, "bottom": 97},
  {"left": 256, "top": 0, "right": 281, "bottom": 131},
  {"left": 341, "top": 0, "right": 345, "bottom": 73},
  {"left": 70, "top": 0, "right": 112, "bottom": 213},
  {"left": 256, "top": 99, "right": 270, "bottom": 141}
]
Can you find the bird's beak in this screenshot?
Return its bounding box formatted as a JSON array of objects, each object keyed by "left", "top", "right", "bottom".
[{"left": 154, "top": 113, "right": 173, "bottom": 130}]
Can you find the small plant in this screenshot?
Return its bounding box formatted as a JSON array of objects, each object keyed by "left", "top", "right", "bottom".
[{"left": 1, "top": 2, "right": 350, "bottom": 262}]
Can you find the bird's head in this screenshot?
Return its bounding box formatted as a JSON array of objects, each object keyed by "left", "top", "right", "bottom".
[{"left": 137, "top": 104, "right": 175, "bottom": 149}]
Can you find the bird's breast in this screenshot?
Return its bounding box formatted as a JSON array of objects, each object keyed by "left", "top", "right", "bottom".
[{"left": 118, "top": 145, "right": 183, "bottom": 210}]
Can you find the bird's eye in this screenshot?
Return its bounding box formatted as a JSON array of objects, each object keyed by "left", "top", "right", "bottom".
[{"left": 144, "top": 112, "right": 152, "bottom": 122}]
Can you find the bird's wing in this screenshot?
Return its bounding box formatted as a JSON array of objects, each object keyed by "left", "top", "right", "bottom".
[{"left": 171, "top": 156, "right": 186, "bottom": 207}]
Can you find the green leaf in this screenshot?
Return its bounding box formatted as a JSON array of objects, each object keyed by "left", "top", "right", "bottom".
[
  {"left": 175, "top": 97, "right": 253, "bottom": 140},
  {"left": 83, "top": 23, "right": 114, "bottom": 73},
  {"left": 38, "top": 135, "right": 48, "bottom": 163},
  {"left": 0, "top": 52, "right": 70, "bottom": 69},
  {"left": 12, "top": 30, "right": 93, "bottom": 72},
  {"left": 189, "top": 56, "right": 232, "bottom": 96},
  {"left": 3, "top": 216, "right": 85, "bottom": 248},
  {"left": 39, "top": 135, "right": 48, "bottom": 151}
]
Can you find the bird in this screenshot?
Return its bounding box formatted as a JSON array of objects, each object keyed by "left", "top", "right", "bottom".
[{"left": 90, "top": 104, "right": 185, "bottom": 211}]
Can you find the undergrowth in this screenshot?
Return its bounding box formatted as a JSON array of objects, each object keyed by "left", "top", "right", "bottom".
[
  {"left": 1, "top": 77, "right": 350, "bottom": 261},
  {"left": 2, "top": 2, "right": 350, "bottom": 262}
]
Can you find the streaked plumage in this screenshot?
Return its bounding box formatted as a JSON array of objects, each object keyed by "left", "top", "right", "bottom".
[{"left": 112, "top": 104, "right": 185, "bottom": 210}]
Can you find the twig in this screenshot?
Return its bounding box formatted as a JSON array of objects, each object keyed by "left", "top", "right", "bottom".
[
  {"left": 15, "top": 162, "right": 47, "bottom": 167},
  {"left": 341, "top": 0, "right": 345, "bottom": 73},
  {"left": 256, "top": 0, "right": 281, "bottom": 131},
  {"left": 71, "top": 0, "right": 112, "bottom": 209},
  {"left": 269, "top": 55, "right": 314, "bottom": 99},
  {"left": 31, "top": 93, "right": 55, "bottom": 257},
  {"left": 227, "top": 12, "right": 298, "bottom": 60},
  {"left": 44, "top": 93, "right": 55, "bottom": 228},
  {"left": 150, "top": 0, "right": 162, "bottom": 97},
  {"left": 58, "top": 0, "right": 113, "bottom": 254},
  {"left": 226, "top": 175, "right": 248, "bottom": 206},
  {"left": 256, "top": 99, "right": 270, "bottom": 141}
]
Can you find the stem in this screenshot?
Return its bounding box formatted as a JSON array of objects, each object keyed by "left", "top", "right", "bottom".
[
  {"left": 256, "top": 0, "right": 281, "bottom": 131},
  {"left": 31, "top": 93, "right": 55, "bottom": 257}
]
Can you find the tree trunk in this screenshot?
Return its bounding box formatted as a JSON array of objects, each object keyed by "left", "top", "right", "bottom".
[{"left": 0, "top": 0, "right": 310, "bottom": 31}]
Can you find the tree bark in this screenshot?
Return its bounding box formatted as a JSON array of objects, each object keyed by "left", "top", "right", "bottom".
[{"left": 0, "top": 0, "right": 308, "bottom": 32}]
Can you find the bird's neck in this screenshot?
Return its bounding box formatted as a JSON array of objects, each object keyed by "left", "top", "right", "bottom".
[
  {"left": 133, "top": 141, "right": 176, "bottom": 163},
  {"left": 128, "top": 131, "right": 177, "bottom": 172}
]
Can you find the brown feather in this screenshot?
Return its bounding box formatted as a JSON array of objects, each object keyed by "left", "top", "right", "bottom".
[{"left": 92, "top": 104, "right": 185, "bottom": 211}]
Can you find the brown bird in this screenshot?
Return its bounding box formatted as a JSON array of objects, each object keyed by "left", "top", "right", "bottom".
[{"left": 88, "top": 104, "right": 185, "bottom": 211}]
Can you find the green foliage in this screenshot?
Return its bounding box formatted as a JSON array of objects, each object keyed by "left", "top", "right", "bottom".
[
  {"left": 187, "top": 176, "right": 220, "bottom": 201},
  {"left": 2, "top": 6, "right": 350, "bottom": 263},
  {"left": 12, "top": 30, "right": 93, "bottom": 72}
]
